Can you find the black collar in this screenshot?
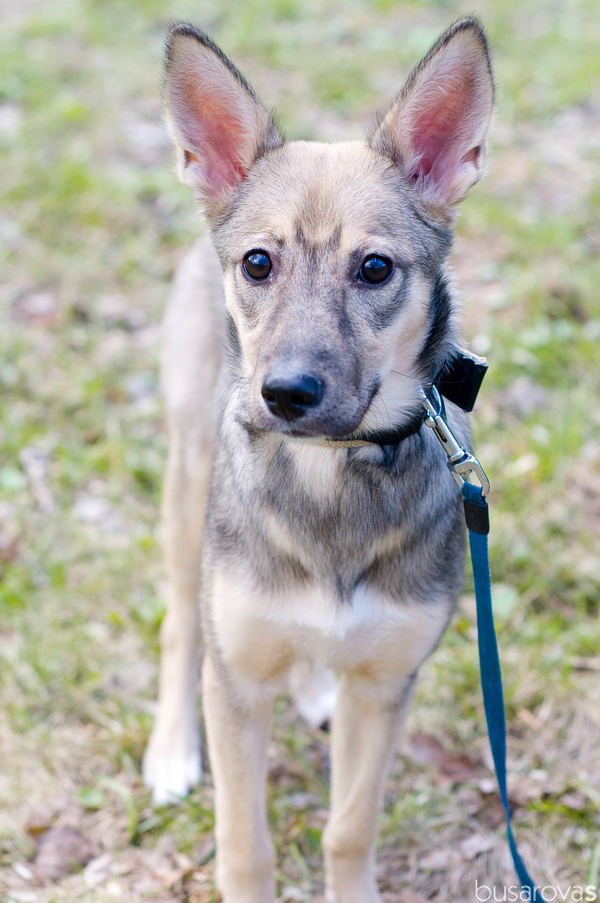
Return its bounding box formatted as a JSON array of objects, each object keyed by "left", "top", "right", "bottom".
[{"left": 326, "top": 408, "right": 426, "bottom": 449}]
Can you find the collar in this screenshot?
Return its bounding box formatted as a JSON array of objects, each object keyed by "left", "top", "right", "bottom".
[{"left": 320, "top": 408, "right": 426, "bottom": 449}]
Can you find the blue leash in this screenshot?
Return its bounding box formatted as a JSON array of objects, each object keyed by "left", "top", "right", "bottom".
[
  {"left": 419, "top": 384, "right": 538, "bottom": 898},
  {"left": 462, "top": 481, "right": 538, "bottom": 898}
]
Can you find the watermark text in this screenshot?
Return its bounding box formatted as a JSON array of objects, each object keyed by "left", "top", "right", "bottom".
[{"left": 475, "top": 881, "right": 597, "bottom": 902}]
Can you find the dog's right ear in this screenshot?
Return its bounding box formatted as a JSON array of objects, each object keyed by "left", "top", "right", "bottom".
[{"left": 164, "top": 25, "right": 283, "bottom": 217}]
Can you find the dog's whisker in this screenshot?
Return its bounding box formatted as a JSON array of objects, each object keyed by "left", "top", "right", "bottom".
[
  {"left": 219, "top": 376, "right": 240, "bottom": 402},
  {"left": 220, "top": 375, "right": 250, "bottom": 410},
  {"left": 388, "top": 369, "right": 421, "bottom": 384}
]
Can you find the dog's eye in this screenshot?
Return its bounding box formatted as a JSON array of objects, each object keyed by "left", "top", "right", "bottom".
[
  {"left": 243, "top": 250, "right": 272, "bottom": 281},
  {"left": 359, "top": 255, "right": 393, "bottom": 285}
]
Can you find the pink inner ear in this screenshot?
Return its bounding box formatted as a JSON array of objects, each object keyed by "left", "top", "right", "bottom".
[
  {"left": 409, "top": 73, "right": 477, "bottom": 184},
  {"left": 176, "top": 87, "right": 250, "bottom": 196}
]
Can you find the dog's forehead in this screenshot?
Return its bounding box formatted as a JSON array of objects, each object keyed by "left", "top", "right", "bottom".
[{"left": 228, "top": 141, "right": 432, "bottom": 260}]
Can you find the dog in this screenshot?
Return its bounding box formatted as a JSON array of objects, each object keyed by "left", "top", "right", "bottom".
[{"left": 142, "top": 18, "right": 494, "bottom": 902}]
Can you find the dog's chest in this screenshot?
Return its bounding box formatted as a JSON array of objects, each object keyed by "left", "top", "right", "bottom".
[
  {"left": 210, "top": 564, "right": 451, "bottom": 685},
  {"left": 261, "top": 439, "right": 448, "bottom": 562},
  {"left": 209, "top": 420, "right": 466, "bottom": 608},
  {"left": 255, "top": 443, "right": 406, "bottom": 578}
]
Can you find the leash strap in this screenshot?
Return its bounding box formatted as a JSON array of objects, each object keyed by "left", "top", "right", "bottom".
[
  {"left": 325, "top": 363, "right": 538, "bottom": 892},
  {"left": 462, "top": 481, "right": 538, "bottom": 898},
  {"left": 418, "top": 383, "right": 538, "bottom": 895}
]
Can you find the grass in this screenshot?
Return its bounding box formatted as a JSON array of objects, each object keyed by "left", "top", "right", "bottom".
[{"left": 1, "top": 0, "right": 599, "bottom": 900}]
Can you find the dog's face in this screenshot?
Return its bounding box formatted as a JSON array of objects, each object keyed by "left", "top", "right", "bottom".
[
  {"left": 211, "top": 140, "right": 450, "bottom": 438},
  {"left": 164, "top": 22, "right": 493, "bottom": 439}
]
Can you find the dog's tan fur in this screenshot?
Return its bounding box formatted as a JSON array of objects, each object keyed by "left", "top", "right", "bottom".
[{"left": 143, "top": 19, "right": 493, "bottom": 902}]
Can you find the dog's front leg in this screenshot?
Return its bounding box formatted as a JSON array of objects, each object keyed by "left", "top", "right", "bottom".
[
  {"left": 143, "top": 432, "right": 209, "bottom": 803},
  {"left": 323, "top": 671, "right": 416, "bottom": 903},
  {"left": 203, "top": 653, "right": 276, "bottom": 903}
]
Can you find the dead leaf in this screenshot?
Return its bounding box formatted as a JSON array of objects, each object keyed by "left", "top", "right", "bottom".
[
  {"left": 476, "top": 792, "right": 506, "bottom": 830},
  {"left": 0, "top": 522, "right": 19, "bottom": 562},
  {"left": 460, "top": 832, "right": 494, "bottom": 861},
  {"left": 393, "top": 894, "right": 430, "bottom": 903},
  {"left": 31, "top": 826, "right": 93, "bottom": 885},
  {"left": 188, "top": 888, "right": 222, "bottom": 903},
  {"left": 279, "top": 889, "right": 305, "bottom": 902},
  {"left": 12, "top": 292, "right": 60, "bottom": 327},
  {"left": 407, "top": 732, "right": 480, "bottom": 783},
  {"left": 83, "top": 853, "right": 113, "bottom": 888},
  {"left": 517, "top": 708, "right": 544, "bottom": 730},
  {"left": 24, "top": 812, "right": 54, "bottom": 839},
  {"left": 477, "top": 778, "right": 496, "bottom": 794},
  {"left": 193, "top": 835, "right": 216, "bottom": 867},
  {"left": 158, "top": 868, "right": 184, "bottom": 890},
  {"left": 571, "top": 655, "right": 600, "bottom": 671},
  {"left": 419, "top": 848, "right": 455, "bottom": 871},
  {"left": 507, "top": 769, "right": 561, "bottom": 806},
  {"left": 306, "top": 807, "right": 329, "bottom": 830},
  {"left": 173, "top": 851, "right": 196, "bottom": 874},
  {"left": 267, "top": 762, "right": 307, "bottom": 785},
  {"left": 561, "top": 792, "right": 587, "bottom": 810},
  {"left": 277, "top": 791, "right": 321, "bottom": 811},
  {"left": 12, "top": 861, "right": 34, "bottom": 880}
]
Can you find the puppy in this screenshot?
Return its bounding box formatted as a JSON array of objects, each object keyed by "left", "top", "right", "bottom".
[{"left": 143, "top": 18, "right": 494, "bottom": 903}]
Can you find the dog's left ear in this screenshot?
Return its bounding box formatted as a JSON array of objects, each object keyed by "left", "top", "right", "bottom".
[{"left": 370, "top": 18, "right": 494, "bottom": 210}]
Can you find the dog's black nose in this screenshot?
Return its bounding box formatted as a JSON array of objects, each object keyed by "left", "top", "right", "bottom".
[{"left": 261, "top": 372, "right": 324, "bottom": 421}]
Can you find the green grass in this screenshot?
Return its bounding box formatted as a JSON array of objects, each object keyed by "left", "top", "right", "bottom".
[{"left": 1, "top": 0, "right": 600, "bottom": 899}]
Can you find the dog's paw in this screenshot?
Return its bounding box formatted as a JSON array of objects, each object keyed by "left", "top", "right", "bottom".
[
  {"left": 289, "top": 662, "right": 338, "bottom": 730},
  {"left": 142, "top": 733, "right": 202, "bottom": 805}
]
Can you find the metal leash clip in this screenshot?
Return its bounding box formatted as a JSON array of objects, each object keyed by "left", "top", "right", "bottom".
[{"left": 419, "top": 385, "right": 490, "bottom": 498}]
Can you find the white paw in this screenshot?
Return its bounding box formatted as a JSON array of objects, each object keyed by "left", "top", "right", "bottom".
[
  {"left": 143, "top": 733, "right": 202, "bottom": 805},
  {"left": 289, "top": 662, "right": 338, "bottom": 729}
]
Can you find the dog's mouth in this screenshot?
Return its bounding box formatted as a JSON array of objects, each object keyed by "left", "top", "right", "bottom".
[
  {"left": 243, "top": 377, "right": 417, "bottom": 445},
  {"left": 244, "top": 415, "right": 368, "bottom": 442}
]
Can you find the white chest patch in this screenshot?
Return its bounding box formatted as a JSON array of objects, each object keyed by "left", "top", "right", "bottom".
[{"left": 210, "top": 567, "right": 450, "bottom": 692}]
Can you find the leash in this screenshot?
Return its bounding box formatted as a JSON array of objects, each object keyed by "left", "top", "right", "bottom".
[{"left": 420, "top": 382, "right": 539, "bottom": 899}]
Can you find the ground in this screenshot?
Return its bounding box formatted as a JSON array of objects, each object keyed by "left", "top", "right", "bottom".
[{"left": 1, "top": 0, "right": 599, "bottom": 900}]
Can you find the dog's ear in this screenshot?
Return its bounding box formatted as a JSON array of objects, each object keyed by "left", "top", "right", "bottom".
[
  {"left": 164, "top": 25, "right": 283, "bottom": 216},
  {"left": 370, "top": 18, "right": 493, "bottom": 210}
]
